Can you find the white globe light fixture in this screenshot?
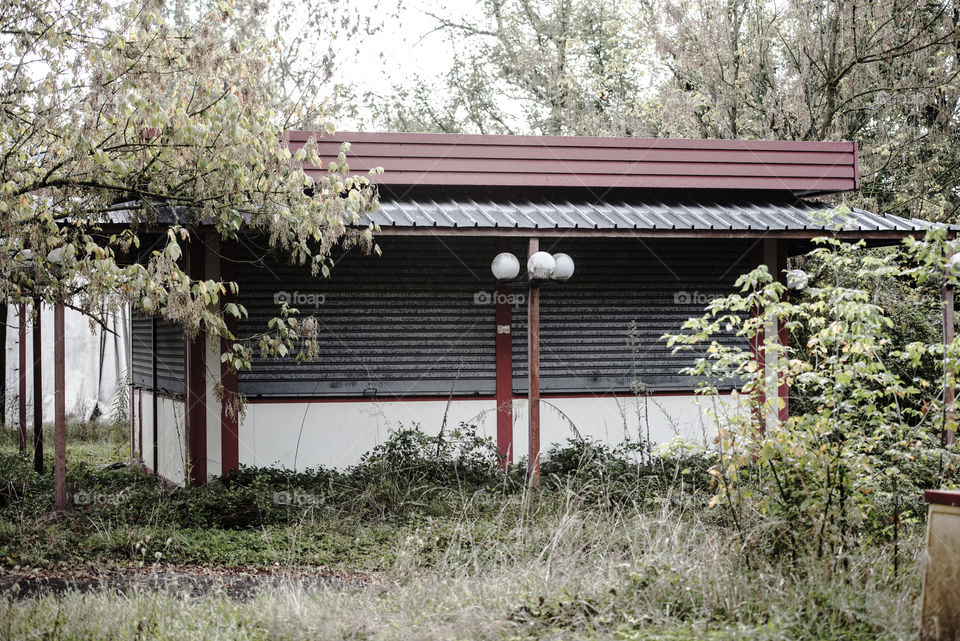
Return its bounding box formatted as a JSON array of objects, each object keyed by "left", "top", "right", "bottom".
[
  {"left": 948, "top": 253, "right": 960, "bottom": 278},
  {"left": 552, "top": 253, "right": 575, "bottom": 281},
  {"left": 785, "top": 269, "right": 809, "bottom": 291},
  {"left": 527, "top": 251, "right": 556, "bottom": 280},
  {"left": 491, "top": 252, "right": 521, "bottom": 280}
]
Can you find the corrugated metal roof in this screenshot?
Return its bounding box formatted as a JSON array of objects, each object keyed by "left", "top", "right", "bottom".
[
  {"left": 104, "top": 196, "right": 949, "bottom": 236},
  {"left": 369, "top": 195, "right": 941, "bottom": 233}
]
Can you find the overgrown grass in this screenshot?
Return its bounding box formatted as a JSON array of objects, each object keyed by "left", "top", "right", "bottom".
[
  {"left": 0, "top": 426, "right": 926, "bottom": 639},
  {"left": 0, "top": 494, "right": 922, "bottom": 640}
]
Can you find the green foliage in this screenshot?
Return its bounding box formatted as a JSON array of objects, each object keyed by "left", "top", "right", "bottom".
[
  {"left": 664, "top": 231, "right": 960, "bottom": 558},
  {"left": 375, "top": 0, "right": 960, "bottom": 221},
  {"left": 0, "top": 424, "right": 718, "bottom": 570},
  {"left": 539, "top": 437, "right": 714, "bottom": 507},
  {"left": 1, "top": 0, "right": 380, "bottom": 371}
]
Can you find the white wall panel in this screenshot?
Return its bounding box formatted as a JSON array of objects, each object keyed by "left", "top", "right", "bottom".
[
  {"left": 156, "top": 396, "right": 186, "bottom": 485},
  {"left": 235, "top": 394, "right": 729, "bottom": 470},
  {"left": 140, "top": 390, "right": 154, "bottom": 471},
  {"left": 239, "top": 399, "right": 496, "bottom": 470}
]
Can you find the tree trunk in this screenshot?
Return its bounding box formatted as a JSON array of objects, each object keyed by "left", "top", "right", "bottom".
[{"left": 32, "top": 302, "right": 42, "bottom": 474}]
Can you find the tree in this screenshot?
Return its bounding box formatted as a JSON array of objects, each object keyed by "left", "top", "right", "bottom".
[
  {"left": 372, "top": 0, "right": 960, "bottom": 223},
  {"left": 644, "top": 0, "right": 960, "bottom": 221},
  {"left": 0, "top": 0, "right": 380, "bottom": 370},
  {"left": 367, "top": 0, "right": 657, "bottom": 136}
]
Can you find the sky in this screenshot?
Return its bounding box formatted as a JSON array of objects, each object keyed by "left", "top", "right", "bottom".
[{"left": 328, "top": 0, "right": 478, "bottom": 129}]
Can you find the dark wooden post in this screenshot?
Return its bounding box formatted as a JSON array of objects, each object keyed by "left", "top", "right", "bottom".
[
  {"left": 527, "top": 238, "right": 541, "bottom": 488},
  {"left": 18, "top": 304, "right": 26, "bottom": 453},
  {"left": 54, "top": 304, "right": 66, "bottom": 511},
  {"left": 185, "top": 238, "right": 207, "bottom": 485},
  {"left": 32, "top": 302, "right": 43, "bottom": 474},
  {"left": 944, "top": 246, "right": 956, "bottom": 446}
]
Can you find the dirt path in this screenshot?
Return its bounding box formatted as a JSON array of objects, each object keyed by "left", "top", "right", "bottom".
[{"left": 0, "top": 565, "right": 383, "bottom": 600}]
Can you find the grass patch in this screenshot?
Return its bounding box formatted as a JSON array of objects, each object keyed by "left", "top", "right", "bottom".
[{"left": 0, "top": 426, "right": 925, "bottom": 639}]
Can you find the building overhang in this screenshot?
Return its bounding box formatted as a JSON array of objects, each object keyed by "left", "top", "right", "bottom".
[{"left": 297, "top": 131, "right": 861, "bottom": 196}]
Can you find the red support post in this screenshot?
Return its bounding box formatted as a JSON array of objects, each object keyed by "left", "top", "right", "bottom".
[
  {"left": 32, "top": 302, "right": 42, "bottom": 474},
  {"left": 151, "top": 317, "right": 158, "bottom": 474},
  {"left": 186, "top": 238, "right": 207, "bottom": 485},
  {"left": 495, "top": 279, "right": 514, "bottom": 467},
  {"left": 17, "top": 304, "right": 26, "bottom": 453},
  {"left": 138, "top": 389, "right": 143, "bottom": 460},
  {"left": 527, "top": 238, "right": 541, "bottom": 488},
  {"left": 54, "top": 304, "right": 66, "bottom": 511},
  {"left": 220, "top": 241, "right": 239, "bottom": 475}
]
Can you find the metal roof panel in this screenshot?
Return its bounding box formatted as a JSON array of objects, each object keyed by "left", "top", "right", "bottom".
[{"left": 371, "top": 195, "right": 943, "bottom": 235}]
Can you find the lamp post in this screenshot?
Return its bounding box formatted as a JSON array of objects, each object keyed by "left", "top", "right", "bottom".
[{"left": 490, "top": 245, "right": 575, "bottom": 489}]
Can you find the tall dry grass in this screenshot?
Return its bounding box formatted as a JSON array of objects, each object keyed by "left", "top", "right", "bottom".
[{"left": 0, "top": 479, "right": 923, "bottom": 640}]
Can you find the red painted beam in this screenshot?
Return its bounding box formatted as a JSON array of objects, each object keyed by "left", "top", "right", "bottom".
[
  {"left": 17, "top": 304, "right": 26, "bottom": 453},
  {"left": 292, "top": 131, "right": 859, "bottom": 194},
  {"left": 291, "top": 130, "right": 855, "bottom": 151},
  {"left": 527, "top": 239, "right": 541, "bottom": 488},
  {"left": 138, "top": 389, "right": 143, "bottom": 460},
  {"left": 925, "top": 489, "right": 960, "bottom": 506},
  {"left": 54, "top": 304, "right": 65, "bottom": 512},
  {"left": 220, "top": 242, "right": 240, "bottom": 475},
  {"left": 186, "top": 240, "right": 207, "bottom": 485},
  {"left": 494, "top": 280, "right": 514, "bottom": 467},
  {"left": 31, "top": 303, "right": 42, "bottom": 474}
]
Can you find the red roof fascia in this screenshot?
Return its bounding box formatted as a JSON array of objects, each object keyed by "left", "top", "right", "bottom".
[{"left": 291, "top": 131, "right": 859, "bottom": 195}]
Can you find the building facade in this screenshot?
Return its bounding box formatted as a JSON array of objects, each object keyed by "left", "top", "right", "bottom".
[{"left": 128, "top": 132, "right": 935, "bottom": 484}]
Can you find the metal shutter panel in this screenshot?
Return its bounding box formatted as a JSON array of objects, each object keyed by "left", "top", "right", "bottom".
[
  {"left": 235, "top": 236, "right": 497, "bottom": 397},
  {"left": 512, "top": 238, "right": 751, "bottom": 393}
]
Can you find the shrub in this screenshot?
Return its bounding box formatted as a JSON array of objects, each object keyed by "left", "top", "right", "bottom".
[{"left": 665, "top": 232, "right": 960, "bottom": 558}]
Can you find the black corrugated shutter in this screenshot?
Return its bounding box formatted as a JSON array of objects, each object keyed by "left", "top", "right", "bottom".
[
  {"left": 128, "top": 233, "right": 187, "bottom": 396},
  {"left": 512, "top": 238, "right": 751, "bottom": 393},
  {"left": 155, "top": 319, "right": 185, "bottom": 395},
  {"left": 235, "top": 236, "right": 497, "bottom": 397},
  {"left": 131, "top": 314, "right": 153, "bottom": 387}
]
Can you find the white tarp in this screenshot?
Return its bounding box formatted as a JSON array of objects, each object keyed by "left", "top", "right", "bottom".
[{"left": 3, "top": 304, "right": 130, "bottom": 424}]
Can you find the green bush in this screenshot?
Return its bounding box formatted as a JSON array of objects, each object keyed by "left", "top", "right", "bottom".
[{"left": 665, "top": 231, "right": 960, "bottom": 557}]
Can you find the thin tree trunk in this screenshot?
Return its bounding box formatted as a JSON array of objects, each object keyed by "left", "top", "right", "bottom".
[
  {"left": 18, "top": 305, "right": 26, "bottom": 453},
  {"left": 54, "top": 304, "right": 66, "bottom": 511},
  {"left": 32, "top": 302, "right": 43, "bottom": 474}
]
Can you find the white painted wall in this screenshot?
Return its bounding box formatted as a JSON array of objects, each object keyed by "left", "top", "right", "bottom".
[
  {"left": 3, "top": 304, "right": 129, "bottom": 424},
  {"left": 139, "top": 390, "right": 154, "bottom": 471},
  {"left": 239, "top": 399, "right": 497, "bottom": 470},
  {"left": 156, "top": 396, "right": 186, "bottom": 485},
  {"left": 234, "top": 394, "right": 727, "bottom": 471},
  {"left": 511, "top": 394, "right": 724, "bottom": 462}
]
